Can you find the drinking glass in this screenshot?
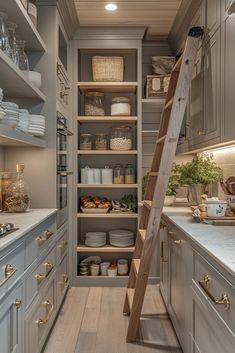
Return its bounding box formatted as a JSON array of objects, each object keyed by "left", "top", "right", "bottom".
[
  {"left": 15, "top": 40, "right": 29, "bottom": 70},
  {"left": 6, "top": 21, "right": 17, "bottom": 63},
  {"left": 0, "top": 12, "right": 9, "bottom": 54}
]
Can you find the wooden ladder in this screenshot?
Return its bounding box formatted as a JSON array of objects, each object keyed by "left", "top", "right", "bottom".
[{"left": 123, "top": 27, "right": 204, "bottom": 343}]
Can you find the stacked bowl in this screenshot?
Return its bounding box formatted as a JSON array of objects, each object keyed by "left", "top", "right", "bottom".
[
  {"left": 1, "top": 102, "right": 19, "bottom": 127},
  {"left": 109, "top": 230, "right": 134, "bottom": 247},
  {"left": 28, "top": 114, "right": 46, "bottom": 137}
]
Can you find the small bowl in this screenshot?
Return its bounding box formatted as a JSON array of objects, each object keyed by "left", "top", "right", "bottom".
[
  {"left": 23, "top": 71, "right": 42, "bottom": 89},
  {"left": 204, "top": 200, "right": 227, "bottom": 218}
]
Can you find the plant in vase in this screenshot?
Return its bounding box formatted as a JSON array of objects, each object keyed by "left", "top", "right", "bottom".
[{"left": 164, "top": 163, "right": 181, "bottom": 206}]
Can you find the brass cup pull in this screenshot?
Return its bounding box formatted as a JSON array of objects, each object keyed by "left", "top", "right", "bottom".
[
  {"left": 63, "top": 274, "right": 69, "bottom": 284},
  {"left": 35, "top": 262, "right": 54, "bottom": 282},
  {"left": 15, "top": 299, "right": 22, "bottom": 309},
  {"left": 36, "top": 229, "right": 54, "bottom": 245},
  {"left": 37, "top": 300, "right": 54, "bottom": 326},
  {"left": 0, "top": 264, "right": 17, "bottom": 287},
  {"left": 168, "top": 231, "right": 176, "bottom": 236},
  {"left": 174, "top": 240, "right": 182, "bottom": 245},
  {"left": 58, "top": 240, "right": 68, "bottom": 249},
  {"left": 199, "top": 275, "right": 230, "bottom": 310},
  {"left": 197, "top": 129, "right": 206, "bottom": 136}
]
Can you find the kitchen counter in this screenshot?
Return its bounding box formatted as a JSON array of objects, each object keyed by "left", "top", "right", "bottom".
[
  {"left": 162, "top": 207, "right": 235, "bottom": 279},
  {"left": 0, "top": 209, "right": 57, "bottom": 252}
]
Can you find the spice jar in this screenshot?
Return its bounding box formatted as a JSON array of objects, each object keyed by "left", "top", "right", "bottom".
[
  {"left": 110, "top": 126, "right": 132, "bottom": 151},
  {"left": 125, "top": 164, "right": 135, "bottom": 184},
  {"left": 0, "top": 172, "right": 15, "bottom": 212},
  {"left": 85, "top": 92, "right": 105, "bottom": 116},
  {"left": 111, "top": 96, "right": 131, "bottom": 116},
  {"left": 113, "top": 164, "right": 124, "bottom": 184},
  {"left": 95, "top": 133, "right": 108, "bottom": 150},
  {"left": 80, "top": 134, "right": 92, "bottom": 150},
  {"left": 4, "top": 164, "right": 30, "bottom": 212}
]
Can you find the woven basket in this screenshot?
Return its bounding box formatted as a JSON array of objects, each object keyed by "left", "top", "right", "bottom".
[{"left": 92, "top": 56, "right": 124, "bottom": 82}]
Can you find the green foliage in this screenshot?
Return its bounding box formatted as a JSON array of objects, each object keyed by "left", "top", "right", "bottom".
[
  {"left": 166, "top": 163, "right": 181, "bottom": 196},
  {"left": 121, "top": 194, "right": 137, "bottom": 212}
]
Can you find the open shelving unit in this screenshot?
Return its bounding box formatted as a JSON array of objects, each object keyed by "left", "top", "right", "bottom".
[{"left": 0, "top": 125, "right": 46, "bottom": 147}]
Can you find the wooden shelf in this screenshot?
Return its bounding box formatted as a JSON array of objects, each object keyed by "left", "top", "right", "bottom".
[
  {"left": 77, "top": 150, "right": 138, "bottom": 155},
  {"left": 78, "top": 116, "right": 138, "bottom": 124},
  {"left": 77, "top": 213, "right": 138, "bottom": 219},
  {"left": 1, "top": 0, "right": 46, "bottom": 52},
  {"left": 0, "top": 125, "right": 46, "bottom": 147},
  {"left": 77, "top": 184, "right": 138, "bottom": 188},
  {"left": 77, "top": 245, "right": 135, "bottom": 253},
  {"left": 0, "top": 50, "right": 46, "bottom": 101},
  {"left": 76, "top": 275, "right": 129, "bottom": 279},
  {"left": 142, "top": 130, "right": 159, "bottom": 136},
  {"left": 78, "top": 82, "right": 138, "bottom": 93}
]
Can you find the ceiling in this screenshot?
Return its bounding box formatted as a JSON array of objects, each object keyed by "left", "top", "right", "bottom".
[{"left": 73, "top": 0, "right": 183, "bottom": 39}]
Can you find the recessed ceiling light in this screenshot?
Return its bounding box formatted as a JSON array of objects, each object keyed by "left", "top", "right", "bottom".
[{"left": 105, "top": 3, "right": 118, "bottom": 11}]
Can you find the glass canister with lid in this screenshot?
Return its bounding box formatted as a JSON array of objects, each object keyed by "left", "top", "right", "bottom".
[
  {"left": 125, "top": 164, "right": 135, "bottom": 184},
  {"left": 110, "top": 126, "right": 132, "bottom": 151},
  {"left": 85, "top": 91, "right": 105, "bottom": 116},
  {"left": 95, "top": 133, "right": 108, "bottom": 150},
  {"left": 80, "top": 134, "right": 93, "bottom": 150},
  {"left": 111, "top": 96, "right": 131, "bottom": 116},
  {"left": 113, "top": 164, "right": 124, "bottom": 184}
]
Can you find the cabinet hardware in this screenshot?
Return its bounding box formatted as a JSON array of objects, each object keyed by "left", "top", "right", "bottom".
[
  {"left": 35, "top": 262, "right": 54, "bottom": 282},
  {"left": 199, "top": 275, "right": 230, "bottom": 310},
  {"left": 58, "top": 240, "right": 68, "bottom": 249},
  {"left": 63, "top": 274, "right": 69, "bottom": 285},
  {"left": 60, "top": 91, "right": 69, "bottom": 98},
  {"left": 160, "top": 241, "right": 168, "bottom": 262},
  {"left": 174, "top": 240, "right": 182, "bottom": 245},
  {"left": 14, "top": 299, "right": 22, "bottom": 309},
  {"left": 0, "top": 264, "right": 17, "bottom": 287},
  {"left": 197, "top": 129, "right": 206, "bottom": 136},
  {"left": 168, "top": 231, "right": 176, "bottom": 236},
  {"left": 37, "top": 300, "right": 54, "bottom": 326},
  {"left": 36, "top": 229, "right": 54, "bottom": 245}
]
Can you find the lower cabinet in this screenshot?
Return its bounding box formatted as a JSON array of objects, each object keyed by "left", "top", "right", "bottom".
[
  {"left": 159, "top": 223, "right": 170, "bottom": 305},
  {"left": 0, "top": 284, "right": 23, "bottom": 353},
  {"left": 57, "top": 254, "right": 69, "bottom": 307}
]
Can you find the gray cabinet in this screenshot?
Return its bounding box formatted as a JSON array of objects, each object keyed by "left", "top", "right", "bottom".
[
  {"left": 206, "top": 0, "right": 221, "bottom": 40},
  {"left": 0, "top": 284, "right": 23, "bottom": 353},
  {"left": 159, "top": 223, "right": 170, "bottom": 305}
]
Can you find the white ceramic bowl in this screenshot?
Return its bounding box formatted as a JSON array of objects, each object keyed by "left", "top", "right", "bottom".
[
  {"left": 23, "top": 71, "right": 42, "bottom": 89},
  {"left": 205, "top": 200, "right": 227, "bottom": 218}
]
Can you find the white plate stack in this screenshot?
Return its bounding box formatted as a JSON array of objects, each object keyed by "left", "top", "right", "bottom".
[
  {"left": 18, "top": 109, "right": 30, "bottom": 133},
  {"left": 109, "top": 230, "right": 134, "bottom": 247},
  {"left": 1, "top": 102, "right": 19, "bottom": 128},
  {"left": 28, "top": 114, "right": 46, "bottom": 137},
  {"left": 85, "top": 232, "right": 107, "bottom": 247}
]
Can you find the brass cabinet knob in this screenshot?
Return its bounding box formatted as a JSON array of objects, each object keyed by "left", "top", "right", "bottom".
[
  {"left": 14, "top": 299, "right": 22, "bottom": 309},
  {"left": 197, "top": 129, "right": 205, "bottom": 136},
  {"left": 0, "top": 264, "right": 17, "bottom": 287}
]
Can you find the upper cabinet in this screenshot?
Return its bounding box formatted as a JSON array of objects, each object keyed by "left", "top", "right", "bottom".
[{"left": 205, "top": 0, "right": 221, "bottom": 40}]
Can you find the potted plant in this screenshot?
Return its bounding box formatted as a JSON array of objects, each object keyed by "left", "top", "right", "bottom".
[{"left": 164, "top": 164, "right": 181, "bottom": 206}]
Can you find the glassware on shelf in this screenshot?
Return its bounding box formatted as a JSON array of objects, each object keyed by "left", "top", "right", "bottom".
[
  {"left": 80, "top": 134, "right": 93, "bottom": 150},
  {"left": 6, "top": 21, "right": 17, "bottom": 63},
  {"left": 95, "top": 133, "right": 108, "bottom": 150},
  {"left": 85, "top": 92, "right": 105, "bottom": 116},
  {"left": 111, "top": 96, "right": 131, "bottom": 116},
  {"left": 15, "top": 40, "right": 29, "bottom": 71},
  {"left": 110, "top": 126, "right": 132, "bottom": 151},
  {"left": 0, "top": 12, "right": 9, "bottom": 54},
  {"left": 125, "top": 164, "right": 135, "bottom": 184},
  {"left": 0, "top": 172, "right": 15, "bottom": 212},
  {"left": 4, "top": 164, "right": 30, "bottom": 213},
  {"left": 113, "top": 164, "right": 124, "bottom": 184}
]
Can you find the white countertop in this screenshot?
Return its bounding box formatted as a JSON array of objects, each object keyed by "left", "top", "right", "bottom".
[
  {"left": 163, "top": 207, "right": 235, "bottom": 278},
  {"left": 0, "top": 209, "right": 57, "bottom": 252}
]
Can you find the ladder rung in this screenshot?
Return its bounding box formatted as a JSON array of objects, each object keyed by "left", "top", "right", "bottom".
[
  {"left": 164, "top": 97, "right": 174, "bottom": 110},
  {"left": 172, "top": 56, "right": 182, "bottom": 72},
  {"left": 149, "top": 172, "right": 158, "bottom": 177},
  {"left": 156, "top": 135, "right": 166, "bottom": 144},
  {"left": 143, "top": 200, "right": 152, "bottom": 210},
  {"left": 139, "top": 229, "right": 146, "bottom": 242},
  {"left": 127, "top": 288, "right": 135, "bottom": 310},
  {"left": 133, "top": 259, "right": 140, "bottom": 276}
]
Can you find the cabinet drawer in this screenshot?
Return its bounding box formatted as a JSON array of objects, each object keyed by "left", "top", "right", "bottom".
[
  {"left": 25, "top": 248, "right": 56, "bottom": 308},
  {"left": 25, "top": 216, "right": 56, "bottom": 269},
  {"left": 193, "top": 251, "right": 235, "bottom": 334},
  {"left": 56, "top": 226, "right": 68, "bottom": 265},
  {"left": 0, "top": 242, "right": 24, "bottom": 300},
  {"left": 25, "top": 277, "right": 56, "bottom": 353},
  {"left": 56, "top": 253, "right": 69, "bottom": 306}
]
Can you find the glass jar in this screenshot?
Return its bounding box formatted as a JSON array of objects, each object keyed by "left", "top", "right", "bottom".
[
  {"left": 85, "top": 92, "right": 105, "bottom": 116},
  {"left": 6, "top": 22, "right": 17, "bottom": 63},
  {"left": 4, "top": 164, "right": 30, "bottom": 212},
  {"left": 0, "top": 172, "right": 15, "bottom": 212},
  {"left": 125, "top": 164, "right": 135, "bottom": 184},
  {"left": 0, "top": 12, "right": 9, "bottom": 54},
  {"left": 113, "top": 164, "right": 124, "bottom": 184},
  {"left": 80, "top": 134, "right": 92, "bottom": 150},
  {"left": 111, "top": 96, "right": 131, "bottom": 116},
  {"left": 110, "top": 126, "right": 132, "bottom": 151},
  {"left": 95, "top": 133, "right": 108, "bottom": 150},
  {"left": 15, "top": 40, "right": 29, "bottom": 71}
]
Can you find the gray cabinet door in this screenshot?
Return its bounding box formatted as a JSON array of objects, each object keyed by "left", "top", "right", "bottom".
[
  {"left": 0, "top": 285, "right": 23, "bottom": 353},
  {"left": 159, "top": 225, "right": 170, "bottom": 305},
  {"left": 206, "top": 0, "right": 221, "bottom": 40}
]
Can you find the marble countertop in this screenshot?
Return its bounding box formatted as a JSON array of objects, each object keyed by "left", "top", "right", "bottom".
[
  {"left": 163, "top": 207, "right": 235, "bottom": 278},
  {"left": 0, "top": 209, "right": 57, "bottom": 252}
]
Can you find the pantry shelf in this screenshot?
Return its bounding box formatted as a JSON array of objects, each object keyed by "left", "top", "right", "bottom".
[
  {"left": 77, "top": 213, "right": 138, "bottom": 219},
  {"left": 77, "top": 116, "right": 138, "bottom": 123},
  {"left": 77, "top": 184, "right": 138, "bottom": 188},
  {"left": 77, "top": 245, "right": 135, "bottom": 253},
  {"left": 0, "top": 50, "right": 46, "bottom": 101},
  {"left": 0, "top": 0, "right": 46, "bottom": 52},
  {"left": 77, "top": 82, "right": 138, "bottom": 93},
  {"left": 0, "top": 125, "right": 46, "bottom": 147},
  {"left": 77, "top": 150, "right": 138, "bottom": 155}
]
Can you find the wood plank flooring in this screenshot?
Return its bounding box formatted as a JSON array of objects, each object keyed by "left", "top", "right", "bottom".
[{"left": 43, "top": 285, "right": 182, "bottom": 353}]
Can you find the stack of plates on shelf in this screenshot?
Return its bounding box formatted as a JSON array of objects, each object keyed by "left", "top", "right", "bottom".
[
  {"left": 28, "top": 114, "right": 46, "bottom": 137},
  {"left": 17, "top": 109, "right": 30, "bottom": 133},
  {"left": 109, "top": 230, "right": 134, "bottom": 247},
  {"left": 1, "top": 102, "right": 19, "bottom": 128},
  {"left": 85, "top": 232, "right": 107, "bottom": 247}
]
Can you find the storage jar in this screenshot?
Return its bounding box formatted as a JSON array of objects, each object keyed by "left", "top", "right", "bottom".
[
  {"left": 110, "top": 126, "right": 132, "bottom": 151},
  {"left": 111, "top": 96, "right": 131, "bottom": 116},
  {"left": 90, "top": 263, "right": 100, "bottom": 276},
  {"left": 0, "top": 172, "right": 15, "bottom": 212},
  {"left": 100, "top": 262, "right": 110, "bottom": 276},
  {"left": 125, "top": 164, "right": 135, "bottom": 184},
  {"left": 80, "top": 134, "right": 92, "bottom": 150},
  {"left": 101, "top": 166, "right": 113, "bottom": 184},
  {"left": 113, "top": 164, "right": 124, "bottom": 184},
  {"left": 95, "top": 133, "right": 108, "bottom": 150},
  {"left": 117, "top": 259, "right": 129, "bottom": 275},
  {"left": 85, "top": 92, "right": 105, "bottom": 116}
]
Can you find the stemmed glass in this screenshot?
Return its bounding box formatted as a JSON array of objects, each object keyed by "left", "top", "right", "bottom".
[
  {"left": 0, "top": 12, "right": 9, "bottom": 54},
  {"left": 15, "top": 40, "right": 29, "bottom": 71}
]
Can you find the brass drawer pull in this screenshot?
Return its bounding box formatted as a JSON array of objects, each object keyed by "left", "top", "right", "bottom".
[
  {"left": 63, "top": 274, "right": 69, "bottom": 284},
  {"left": 168, "top": 231, "right": 176, "bottom": 236},
  {"left": 0, "top": 264, "right": 17, "bottom": 287},
  {"left": 36, "top": 229, "right": 54, "bottom": 245},
  {"left": 58, "top": 240, "right": 68, "bottom": 249},
  {"left": 199, "top": 275, "right": 230, "bottom": 310},
  {"left": 15, "top": 299, "right": 22, "bottom": 309},
  {"left": 35, "top": 262, "right": 54, "bottom": 282},
  {"left": 174, "top": 240, "right": 182, "bottom": 245},
  {"left": 37, "top": 300, "right": 54, "bottom": 326},
  {"left": 197, "top": 129, "right": 206, "bottom": 136}
]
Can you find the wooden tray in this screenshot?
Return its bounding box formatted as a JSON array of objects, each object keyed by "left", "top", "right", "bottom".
[{"left": 193, "top": 214, "right": 235, "bottom": 225}]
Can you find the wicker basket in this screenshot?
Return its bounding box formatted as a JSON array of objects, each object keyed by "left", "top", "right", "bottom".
[{"left": 92, "top": 56, "right": 124, "bottom": 82}]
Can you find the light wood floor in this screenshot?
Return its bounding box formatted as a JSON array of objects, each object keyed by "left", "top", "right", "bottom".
[{"left": 43, "top": 285, "right": 182, "bottom": 353}]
